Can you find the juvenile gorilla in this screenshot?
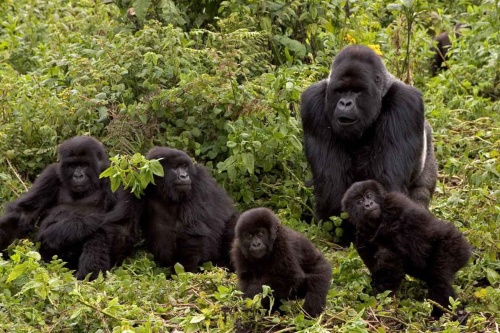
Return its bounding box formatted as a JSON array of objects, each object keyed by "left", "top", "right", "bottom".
[
  {"left": 301, "top": 44, "right": 437, "bottom": 245},
  {"left": 138, "top": 147, "right": 239, "bottom": 272},
  {"left": 341, "top": 180, "right": 472, "bottom": 317},
  {"left": 231, "top": 207, "right": 332, "bottom": 317},
  {"left": 0, "top": 136, "right": 137, "bottom": 279}
]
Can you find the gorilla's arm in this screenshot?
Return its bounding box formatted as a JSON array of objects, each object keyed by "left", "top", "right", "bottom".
[
  {"left": 40, "top": 217, "right": 101, "bottom": 247},
  {"left": 381, "top": 192, "right": 434, "bottom": 268},
  {"left": 9, "top": 163, "right": 61, "bottom": 213},
  {"left": 300, "top": 248, "right": 332, "bottom": 317},
  {"left": 376, "top": 83, "right": 425, "bottom": 193},
  {"left": 0, "top": 164, "right": 61, "bottom": 249},
  {"left": 300, "top": 81, "right": 351, "bottom": 219},
  {"left": 104, "top": 188, "right": 142, "bottom": 226},
  {"left": 409, "top": 121, "right": 438, "bottom": 206},
  {"left": 370, "top": 247, "right": 405, "bottom": 294},
  {"left": 76, "top": 231, "right": 112, "bottom": 280}
]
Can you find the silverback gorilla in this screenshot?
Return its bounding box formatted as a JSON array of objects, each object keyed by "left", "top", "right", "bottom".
[
  {"left": 108, "top": 147, "right": 239, "bottom": 272},
  {"left": 0, "top": 136, "right": 138, "bottom": 280},
  {"left": 341, "top": 180, "right": 472, "bottom": 317},
  {"left": 231, "top": 208, "right": 332, "bottom": 317},
  {"left": 301, "top": 44, "right": 437, "bottom": 245}
]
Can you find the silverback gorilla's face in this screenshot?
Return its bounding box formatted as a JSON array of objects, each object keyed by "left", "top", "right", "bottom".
[{"left": 326, "top": 46, "right": 387, "bottom": 140}]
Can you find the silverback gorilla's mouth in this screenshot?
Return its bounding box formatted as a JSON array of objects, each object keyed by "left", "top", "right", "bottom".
[{"left": 337, "top": 117, "right": 359, "bottom": 126}]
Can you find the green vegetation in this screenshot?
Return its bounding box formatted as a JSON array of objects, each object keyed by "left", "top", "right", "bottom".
[{"left": 0, "top": 0, "right": 498, "bottom": 331}]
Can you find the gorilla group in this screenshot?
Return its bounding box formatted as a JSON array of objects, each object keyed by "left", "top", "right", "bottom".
[
  {"left": 341, "top": 180, "right": 472, "bottom": 317},
  {"left": 0, "top": 136, "right": 138, "bottom": 280},
  {"left": 301, "top": 44, "right": 437, "bottom": 245},
  {"left": 107, "top": 146, "right": 239, "bottom": 272},
  {"left": 231, "top": 207, "right": 332, "bottom": 317},
  {"left": 0, "top": 44, "right": 473, "bottom": 322}
]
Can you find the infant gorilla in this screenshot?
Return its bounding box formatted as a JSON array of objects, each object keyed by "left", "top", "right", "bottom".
[
  {"left": 341, "top": 180, "right": 472, "bottom": 317},
  {"left": 231, "top": 207, "right": 332, "bottom": 317}
]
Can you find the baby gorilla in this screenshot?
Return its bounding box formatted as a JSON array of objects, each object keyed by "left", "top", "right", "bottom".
[
  {"left": 231, "top": 208, "right": 332, "bottom": 317},
  {"left": 341, "top": 180, "right": 472, "bottom": 317}
]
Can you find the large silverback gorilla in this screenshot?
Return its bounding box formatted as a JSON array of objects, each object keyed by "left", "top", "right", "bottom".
[
  {"left": 301, "top": 44, "right": 437, "bottom": 245},
  {"left": 0, "top": 136, "right": 138, "bottom": 280}
]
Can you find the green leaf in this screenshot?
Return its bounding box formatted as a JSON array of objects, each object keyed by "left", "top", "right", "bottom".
[
  {"left": 174, "top": 262, "right": 185, "bottom": 275},
  {"left": 189, "top": 314, "right": 205, "bottom": 324},
  {"left": 260, "top": 17, "right": 272, "bottom": 32},
  {"left": 150, "top": 160, "right": 164, "bottom": 177},
  {"left": 110, "top": 176, "right": 121, "bottom": 193},
  {"left": 7, "top": 262, "right": 29, "bottom": 283},
  {"left": 95, "top": 92, "right": 107, "bottom": 100},
  {"left": 133, "top": 0, "right": 152, "bottom": 21},
  {"left": 99, "top": 166, "right": 115, "bottom": 178},
  {"left": 242, "top": 152, "right": 254, "bottom": 175}
]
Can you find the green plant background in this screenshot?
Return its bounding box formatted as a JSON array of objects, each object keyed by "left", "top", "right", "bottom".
[{"left": 0, "top": 0, "right": 498, "bottom": 331}]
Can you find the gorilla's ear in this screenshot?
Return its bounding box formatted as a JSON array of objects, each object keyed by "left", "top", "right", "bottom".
[{"left": 270, "top": 220, "right": 280, "bottom": 245}]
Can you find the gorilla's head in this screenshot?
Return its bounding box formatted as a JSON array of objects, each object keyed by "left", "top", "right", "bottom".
[
  {"left": 146, "top": 147, "right": 196, "bottom": 203},
  {"left": 58, "top": 136, "right": 109, "bottom": 196},
  {"left": 234, "top": 207, "right": 280, "bottom": 260},
  {"left": 326, "top": 45, "right": 395, "bottom": 141},
  {"left": 341, "top": 180, "right": 387, "bottom": 233}
]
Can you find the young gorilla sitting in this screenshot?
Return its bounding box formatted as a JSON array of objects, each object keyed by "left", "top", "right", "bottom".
[
  {"left": 341, "top": 180, "right": 472, "bottom": 317},
  {"left": 231, "top": 207, "right": 332, "bottom": 317}
]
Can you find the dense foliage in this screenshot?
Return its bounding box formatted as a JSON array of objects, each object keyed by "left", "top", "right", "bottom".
[{"left": 0, "top": 0, "right": 498, "bottom": 331}]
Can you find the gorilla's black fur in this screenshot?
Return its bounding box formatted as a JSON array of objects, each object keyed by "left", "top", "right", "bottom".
[
  {"left": 231, "top": 207, "right": 332, "bottom": 317},
  {"left": 341, "top": 180, "right": 472, "bottom": 317},
  {"left": 301, "top": 44, "right": 437, "bottom": 245},
  {"left": 0, "top": 136, "right": 138, "bottom": 280},
  {"left": 118, "top": 147, "right": 239, "bottom": 272}
]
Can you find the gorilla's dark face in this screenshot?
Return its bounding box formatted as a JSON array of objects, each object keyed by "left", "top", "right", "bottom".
[
  {"left": 147, "top": 147, "right": 195, "bottom": 203},
  {"left": 58, "top": 136, "right": 109, "bottom": 196},
  {"left": 235, "top": 207, "right": 279, "bottom": 261},
  {"left": 241, "top": 227, "right": 270, "bottom": 259},
  {"left": 341, "top": 180, "right": 387, "bottom": 232},
  {"left": 326, "top": 45, "right": 389, "bottom": 140}
]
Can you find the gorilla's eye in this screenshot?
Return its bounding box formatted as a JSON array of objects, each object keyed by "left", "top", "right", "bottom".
[
  {"left": 366, "top": 192, "right": 373, "bottom": 199},
  {"left": 357, "top": 198, "right": 364, "bottom": 205},
  {"left": 257, "top": 230, "right": 264, "bottom": 237}
]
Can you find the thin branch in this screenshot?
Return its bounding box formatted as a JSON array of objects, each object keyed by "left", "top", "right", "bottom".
[{"left": 6, "top": 158, "right": 29, "bottom": 192}]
